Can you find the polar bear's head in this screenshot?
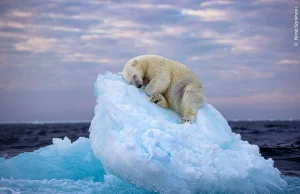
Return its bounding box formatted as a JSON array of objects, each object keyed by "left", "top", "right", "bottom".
[{"left": 122, "top": 58, "right": 144, "bottom": 88}]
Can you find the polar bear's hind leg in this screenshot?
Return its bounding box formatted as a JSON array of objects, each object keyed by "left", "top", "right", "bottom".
[{"left": 181, "top": 84, "right": 205, "bottom": 123}]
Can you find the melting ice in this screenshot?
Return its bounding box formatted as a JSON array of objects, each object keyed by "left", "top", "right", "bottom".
[{"left": 1, "top": 72, "right": 300, "bottom": 194}]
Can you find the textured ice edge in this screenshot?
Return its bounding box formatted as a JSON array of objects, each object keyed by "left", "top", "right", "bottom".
[{"left": 89, "top": 72, "right": 287, "bottom": 193}]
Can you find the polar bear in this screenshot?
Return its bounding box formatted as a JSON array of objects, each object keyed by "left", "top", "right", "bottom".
[{"left": 122, "top": 55, "right": 205, "bottom": 123}]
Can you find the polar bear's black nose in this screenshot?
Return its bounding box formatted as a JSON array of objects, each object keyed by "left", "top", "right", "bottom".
[{"left": 137, "top": 84, "right": 142, "bottom": 88}]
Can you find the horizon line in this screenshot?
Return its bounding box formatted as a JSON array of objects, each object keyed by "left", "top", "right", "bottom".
[{"left": 0, "top": 119, "right": 299, "bottom": 124}]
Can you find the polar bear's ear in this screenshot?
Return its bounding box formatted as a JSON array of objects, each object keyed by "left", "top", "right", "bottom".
[{"left": 132, "top": 59, "right": 138, "bottom": 66}]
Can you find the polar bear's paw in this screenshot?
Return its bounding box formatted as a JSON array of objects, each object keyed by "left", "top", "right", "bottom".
[
  {"left": 143, "top": 78, "right": 150, "bottom": 87},
  {"left": 150, "top": 94, "right": 168, "bottom": 108},
  {"left": 181, "top": 116, "right": 195, "bottom": 124},
  {"left": 149, "top": 94, "right": 162, "bottom": 103}
]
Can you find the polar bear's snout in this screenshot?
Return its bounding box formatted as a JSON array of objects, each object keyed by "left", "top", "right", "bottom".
[{"left": 132, "top": 74, "right": 143, "bottom": 88}]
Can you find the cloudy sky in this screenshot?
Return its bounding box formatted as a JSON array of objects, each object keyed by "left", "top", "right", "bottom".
[{"left": 0, "top": 0, "right": 299, "bottom": 122}]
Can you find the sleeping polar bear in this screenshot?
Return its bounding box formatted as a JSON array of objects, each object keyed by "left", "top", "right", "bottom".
[{"left": 122, "top": 55, "right": 206, "bottom": 123}]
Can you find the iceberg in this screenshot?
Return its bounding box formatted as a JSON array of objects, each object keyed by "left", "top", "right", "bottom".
[
  {"left": 0, "top": 137, "right": 103, "bottom": 181},
  {"left": 89, "top": 73, "right": 286, "bottom": 193},
  {"left": 1, "top": 72, "right": 300, "bottom": 193}
]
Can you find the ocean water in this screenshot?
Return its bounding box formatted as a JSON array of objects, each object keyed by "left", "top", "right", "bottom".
[{"left": 0, "top": 121, "right": 299, "bottom": 193}]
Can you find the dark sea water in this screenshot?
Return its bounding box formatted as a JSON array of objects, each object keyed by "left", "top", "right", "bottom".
[{"left": 0, "top": 121, "right": 299, "bottom": 178}]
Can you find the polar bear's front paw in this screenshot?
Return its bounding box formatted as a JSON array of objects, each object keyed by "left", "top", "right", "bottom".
[
  {"left": 181, "top": 116, "right": 195, "bottom": 124},
  {"left": 149, "top": 94, "right": 168, "bottom": 108},
  {"left": 150, "top": 94, "right": 162, "bottom": 103},
  {"left": 143, "top": 78, "right": 150, "bottom": 87}
]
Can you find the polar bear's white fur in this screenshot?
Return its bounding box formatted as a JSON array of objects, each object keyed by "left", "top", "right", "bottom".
[{"left": 122, "top": 55, "right": 206, "bottom": 123}]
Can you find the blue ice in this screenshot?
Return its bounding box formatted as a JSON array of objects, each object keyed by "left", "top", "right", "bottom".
[
  {"left": 0, "top": 137, "right": 148, "bottom": 194},
  {"left": 1, "top": 72, "right": 300, "bottom": 193}
]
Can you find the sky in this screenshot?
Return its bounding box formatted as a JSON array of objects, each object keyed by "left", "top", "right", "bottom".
[{"left": 0, "top": 0, "right": 299, "bottom": 122}]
